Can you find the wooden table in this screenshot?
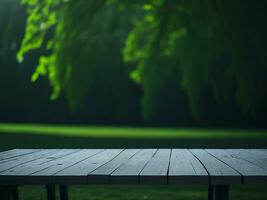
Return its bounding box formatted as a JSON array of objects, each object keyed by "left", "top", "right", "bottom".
[{"left": 0, "top": 149, "right": 266, "bottom": 200}]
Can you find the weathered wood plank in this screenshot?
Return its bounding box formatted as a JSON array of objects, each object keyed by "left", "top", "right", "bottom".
[
  {"left": 168, "top": 149, "right": 208, "bottom": 185},
  {"left": 54, "top": 149, "right": 123, "bottom": 184},
  {"left": 1, "top": 149, "right": 78, "bottom": 175},
  {"left": 0, "top": 149, "right": 266, "bottom": 186},
  {"left": 225, "top": 149, "right": 267, "bottom": 171},
  {"left": 139, "top": 149, "right": 171, "bottom": 184},
  {"left": 89, "top": 149, "right": 140, "bottom": 184},
  {"left": 245, "top": 149, "right": 267, "bottom": 159},
  {"left": 190, "top": 149, "right": 241, "bottom": 184},
  {"left": 0, "top": 149, "right": 40, "bottom": 162},
  {"left": 207, "top": 149, "right": 267, "bottom": 184},
  {"left": 0, "top": 150, "right": 79, "bottom": 185},
  {"left": 0, "top": 150, "right": 57, "bottom": 173},
  {"left": 111, "top": 149, "right": 157, "bottom": 184},
  {"left": 1, "top": 149, "right": 79, "bottom": 173},
  {"left": 30, "top": 149, "right": 104, "bottom": 184}
]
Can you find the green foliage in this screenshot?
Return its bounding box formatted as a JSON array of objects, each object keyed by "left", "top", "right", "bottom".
[
  {"left": 17, "top": 0, "right": 62, "bottom": 101},
  {"left": 17, "top": 0, "right": 267, "bottom": 119},
  {"left": 123, "top": 0, "right": 267, "bottom": 117},
  {"left": 18, "top": 0, "right": 135, "bottom": 111}
]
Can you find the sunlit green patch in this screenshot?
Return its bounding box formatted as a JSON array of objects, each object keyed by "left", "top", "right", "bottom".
[{"left": 0, "top": 123, "right": 266, "bottom": 139}]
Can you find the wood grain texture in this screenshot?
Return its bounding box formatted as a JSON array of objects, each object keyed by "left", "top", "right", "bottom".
[
  {"left": 89, "top": 149, "right": 140, "bottom": 184},
  {"left": 0, "top": 149, "right": 80, "bottom": 185},
  {"left": 111, "top": 149, "right": 157, "bottom": 184},
  {"left": 168, "top": 149, "right": 208, "bottom": 185},
  {"left": 207, "top": 149, "right": 267, "bottom": 184},
  {"left": 0, "top": 149, "right": 266, "bottom": 185},
  {"left": 0, "top": 150, "right": 59, "bottom": 184},
  {"left": 54, "top": 149, "right": 122, "bottom": 184},
  {"left": 0, "top": 150, "right": 57, "bottom": 173},
  {"left": 0, "top": 149, "right": 40, "bottom": 162},
  {"left": 31, "top": 149, "right": 104, "bottom": 184},
  {"left": 226, "top": 149, "right": 267, "bottom": 171},
  {"left": 190, "top": 149, "right": 241, "bottom": 184},
  {"left": 139, "top": 149, "right": 171, "bottom": 184}
]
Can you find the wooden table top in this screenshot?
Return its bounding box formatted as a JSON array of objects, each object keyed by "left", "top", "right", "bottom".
[{"left": 0, "top": 149, "right": 266, "bottom": 185}]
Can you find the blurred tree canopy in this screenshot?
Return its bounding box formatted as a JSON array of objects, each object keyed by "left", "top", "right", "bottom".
[{"left": 16, "top": 0, "right": 267, "bottom": 122}]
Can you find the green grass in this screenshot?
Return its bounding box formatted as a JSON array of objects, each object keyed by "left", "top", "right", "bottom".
[
  {"left": 18, "top": 185, "right": 267, "bottom": 200},
  {"left": 1, "top": 123, "right": 267, "bottom": 200},
  {"left": 1, "top": 123, "right": 267, "bottom": 139}
]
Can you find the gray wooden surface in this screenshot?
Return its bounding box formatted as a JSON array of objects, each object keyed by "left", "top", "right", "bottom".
[
  {"left": 207, "top": 149, "right": 267, "bottom": 184},
  {"left": 0, "top": 149, "right": 266, "bottom": 185},
  {"left": 168, "top": 149, "right": 208, "bottom": 185}
]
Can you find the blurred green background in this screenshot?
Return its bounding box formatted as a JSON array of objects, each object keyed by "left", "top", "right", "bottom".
[
  {"left": 1, "top": 0, "right": 267, "bottom": 127},
  {"left": 1, "top": 0, "right": 267, "bottom": 199}
]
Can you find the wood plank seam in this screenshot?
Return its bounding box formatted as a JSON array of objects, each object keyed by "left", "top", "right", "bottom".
[
  {"left": 90, "top": 149, "right": 141, "bottom": 184},
  {"left": 0, "top": 150, "right": 41, "bottom": 163},
  {"left": 110, "top": 149, "right": 157, "bottom": 184},
  {"left": 1, "top": 150, "right": 80, "bottom": 176},
  {"left": 89, "top": 149, "right": 126, "bottom": 175},
  {"left": 166, "top": 149, "right": 172, "bottom": 184},
  {"left": 208, "top": 149, "right": 267, "bottom": 184},
  {"left": 0, "top": 151, "right": 43, "bottom": 163},
  {"left": 0, "top": 150, "right": 42, "bottom": 162},
  {"left": 28, "top": 165, "right": 54, "bottom": 177},
  {"left": 0, "top": 150, "right": 58, "bottom": 173},
  {"left": 85, "top": 149, "right": 125, "bottom": 183},
  {"left": 226, "top": 150, "right": 267, "bottom": 171},
  {"left": 0, "top": 150, "right": 83, "bottom": 185},
  {"left": 51, "top": 149, "right": 106, "bottom": 180},
  {"left": 27, "top": 149, "right": 105, "bottom": 185},
  {"left": 1, "top": 149, "right": 267, "bottom": 186},
  {"left": 138, "top": 149, "right": 159, "bottom": 184},
  {"left": 204, "top": 149, "right": 244, "bottom": 184},
  {"left": 188, "top": 149, "right": 211, "bottom": 184}
]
